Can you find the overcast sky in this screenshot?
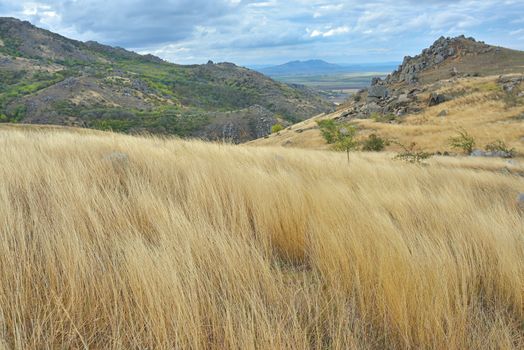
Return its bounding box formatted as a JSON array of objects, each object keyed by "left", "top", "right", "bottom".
[{"left": 1, "top": 0, "right": 523, "bottom": 65}]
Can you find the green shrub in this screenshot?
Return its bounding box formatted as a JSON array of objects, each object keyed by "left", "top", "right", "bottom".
[
  {"left": 394, "top": 142, "right": 432, "bottom": 164},
  {"left": 317, "top": 119, "right": 338, "bottom": 144},
  {"left": 485, "top": 140, "right": 515, "bottom": 157},
  {"left": 362, "top": 134, "right": 387, "bottom": 152},
  {"left": 271, "top": 123, "right": 284, "bottom": 133},
  {"left": 10, "top": 105, "right": 26, "bottom": 122},
  {"left": 449, "top": 129, "right": 475, "bottom": 154}
]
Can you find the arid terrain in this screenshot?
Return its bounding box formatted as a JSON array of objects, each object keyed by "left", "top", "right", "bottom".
[
  {"left": 252, "top": 37, "right": 524, "bottom": 156},
  {"left": 0, "top": 126, "right": 522, "bottom": 349}
]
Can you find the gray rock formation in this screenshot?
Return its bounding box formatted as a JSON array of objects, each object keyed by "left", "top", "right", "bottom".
[
  {"left": 470, "top": 149, "right": 513, "bottom": 158},
  {"left": 368, "top": 85, "right": 389, "bottom": 99},
  {"left": 428, "top": 93, "right": 450, "bottom": 106}
]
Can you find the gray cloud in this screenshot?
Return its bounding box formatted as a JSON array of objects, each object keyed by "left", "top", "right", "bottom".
[{"left": 1, "top": 0, "right": 523, "bottom": 64}]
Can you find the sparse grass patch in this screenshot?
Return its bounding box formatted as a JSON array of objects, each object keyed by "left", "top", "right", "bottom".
[
  {"left": 474, "top": 81, "right": 502, "bottom": 93},
  {"left": 371, "top": 112, "right": 400, "bottom": 123}
]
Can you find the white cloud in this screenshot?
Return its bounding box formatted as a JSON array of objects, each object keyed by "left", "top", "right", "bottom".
[
  {"left": 1, "top": 0, "right": 523, "bottom": 64},
  {"left": 309, "top": 26, "right": 349, "bottom": 38}
]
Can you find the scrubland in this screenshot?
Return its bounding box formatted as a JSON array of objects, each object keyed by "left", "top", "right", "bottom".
[
  {"left": 0, "top": 127, "right": 523, "bottom": 349},
  {"left": 253, "top": 76, "right": 524, "bottom": 155}
]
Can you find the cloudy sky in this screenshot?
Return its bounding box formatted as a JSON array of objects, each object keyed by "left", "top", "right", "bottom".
[{"left": 1, "top": 0, "right": 524, "bottom": 65}]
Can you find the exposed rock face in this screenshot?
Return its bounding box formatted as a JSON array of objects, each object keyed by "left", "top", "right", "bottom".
[
  {"left": 387, "top": 35, "right": 486, "bottom": 85},
  {"left": 499, "top": 75, "right": 524, "bottom": 92},
  {"left": 428, "top": 93, "right": 450, "bottom": 106},
  {"left": 368, "top": 84, "right": 389, "bottom": 99},
  {"left": 199, "top": 105, "right": 277, "bottom": 143},
  {"left": 339, "top": 35, "right": 510, "bottom": 121}
]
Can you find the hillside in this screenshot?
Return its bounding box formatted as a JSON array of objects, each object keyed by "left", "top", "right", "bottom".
[
  {"left": 252, "top": 36, "right": 524, "bottom": 154},
  {"left": 0, "top": 125, "right": 522, "bottom": 349},
  {"left": 0, "top": 17, "right": 333, "bottom": 142}
]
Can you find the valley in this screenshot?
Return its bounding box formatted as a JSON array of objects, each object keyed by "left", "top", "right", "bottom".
[{"left": 255, "top": 60, "right": 397, "bottom": 104}]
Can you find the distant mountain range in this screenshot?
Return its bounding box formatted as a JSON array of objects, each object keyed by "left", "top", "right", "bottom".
[
  {"left": 256, "top": 60, "right": 398, "bottom": 77},
  {"left": 0, "top": 17, "right": 333, "bottom": 142}
]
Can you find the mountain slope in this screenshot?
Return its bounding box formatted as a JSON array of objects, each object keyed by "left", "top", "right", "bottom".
[
  {"left": 0, "top": 17, "right": 333, "bottom": 142},
  {"left": 251, "top": 36, "right": 524, "bottom": 154}
]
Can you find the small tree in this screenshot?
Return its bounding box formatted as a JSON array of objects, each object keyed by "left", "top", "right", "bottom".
[
  {"left": 317, "top": 119, "right": 358, "bottom": 163},
  {"left": 271, "top": 123, "right": 284, "bottom": 133},
  {"left": 333, "top": 125, "right": 358, "bottom": 163},
  {"left": 449, "top": 129, "right": 475, "bottom": 154}
]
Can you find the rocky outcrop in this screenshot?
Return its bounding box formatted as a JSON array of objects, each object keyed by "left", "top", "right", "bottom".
[
  {"left": 199, "top": 105, "right": 277, "bottom": 143},
  {"left": 499, "top": 75, "right": 524, "bottom": 92},
  {"left": 387, "top": 36, "right": 481, "bottom": 85},
  {"left": 339, "top": 35, "right": 501, "bottom": 121}
]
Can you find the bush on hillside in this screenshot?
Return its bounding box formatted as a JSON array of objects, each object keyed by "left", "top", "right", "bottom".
[
  {"left": 271, "top": 123, "right": 284, "bottom": 133},
  {"left": 393, "top": 141, "right": 432, "bottom": 164},
  {"left": 362, "top": 134, "right": 388, "bottom": 152},
  {"left": 485, "top": 140, "right": 516, "bottom": 157},
  {"left": 449, "top": 129, "right": 475, "bottom": 154}
]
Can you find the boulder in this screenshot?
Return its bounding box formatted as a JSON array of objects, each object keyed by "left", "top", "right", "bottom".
[
  {"left": 438, "top": 110, "right": 448, "bottom": 117},
  {"left": 428, "top": 93, "right": 449, "bottom": 106},
  {"left": 397, "top": 94, "right": 411, "bottom": 104},
  {"left": 371, "top": 77, "right": 383, "bottom": 86},
  {"left": 363, "top": 102, "right": 383, "bottom": 115},
  {"left": 517, "top": 193, "right": 524, "bottom": 211},
  {"left": 434, "top": 54, "right": 445, "bottom": 64},
  {"left": 368, "top": 85, "right": 389, "bottom": 99},
  {"left": 470, "top": 150, "right": 487, "bottom": 157},
  {"left": 470, "top": 149, "right": 513, "bottom": 158}
]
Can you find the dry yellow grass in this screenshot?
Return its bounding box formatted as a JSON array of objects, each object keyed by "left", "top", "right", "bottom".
[
  {"left": 0, "top": 127, "right": 523, "bottom": 349},
  {"left": 252, "top": 76, "right": 524, "bottom": 155}
]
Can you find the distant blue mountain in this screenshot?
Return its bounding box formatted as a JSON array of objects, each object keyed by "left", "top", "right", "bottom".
[
  {"left": 256, "top": 60, "right": 398, "bottom": 77},
  {"left": 258, "top": 60, "right": 343, "bottom": 76}
]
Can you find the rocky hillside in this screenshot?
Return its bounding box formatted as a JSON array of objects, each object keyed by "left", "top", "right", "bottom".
[
  {"left": 0, "top": 17, "right": 333, "bottom": 142},
  {"left": 339, "top": 36, "right": 524, "bottom": 120},
  {"left": 251, "top": 36, "right": 524, "bottom": 156}
]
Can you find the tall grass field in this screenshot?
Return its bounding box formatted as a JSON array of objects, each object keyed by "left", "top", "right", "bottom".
[{"left": 0, "top": 128, "right": 522, "bottom": 349}]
